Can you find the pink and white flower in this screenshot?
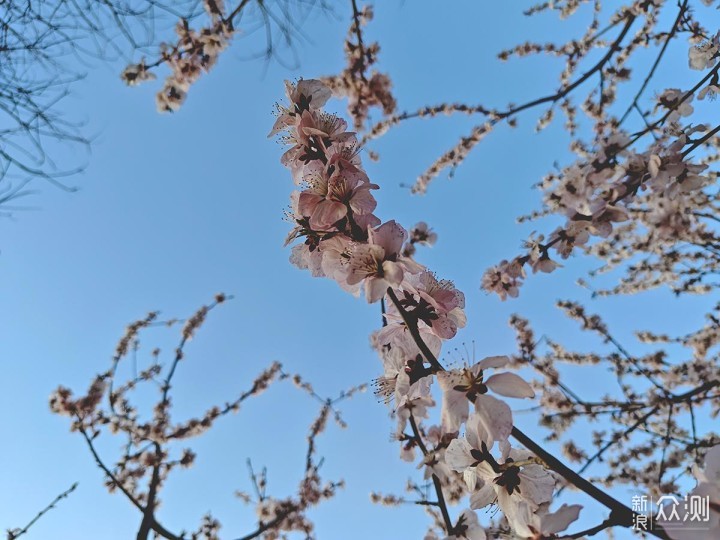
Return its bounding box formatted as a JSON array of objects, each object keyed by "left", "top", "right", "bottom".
[
  {"left": 269, "top": 79, "right": 333, "bottom": 137},
  {"left": 346, "top": 220, "right": 423, "bottom": 302},
  {"left": 437, "top": 356, "right": 534, "bottom": 435}
]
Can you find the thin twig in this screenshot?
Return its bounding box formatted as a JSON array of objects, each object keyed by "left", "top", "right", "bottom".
[{"left": 7, "top": 483, "right": 79, "bottom": 540}]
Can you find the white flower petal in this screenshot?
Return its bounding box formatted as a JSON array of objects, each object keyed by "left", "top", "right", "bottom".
[
  {"left": 498, "top": 492, "right": 534, "bottom": 538},
  {"left": 473, "top": 394, "right": 513, "bottom": 447},
  {"left": 463, "top": 468, "right": 479, "bottom": 491},
  {"left": 469, "top": 484, "right": 496, "bottom": 510},
  {"left": 485, "top": 372, "right": 535, "bottom": 399},
  {"left": 445, "top": 438, "right": 476, "bottom": 472},
  {"left": 437, "top": 371, "right": 470, "bottom": 433},
  {"left": 519, "top": 466, "right": 555, "bottom": 505},
  {"left": 476, "top": 355, "right": 509, "bottom": 370},
  {"left": 382, "top": 260, "right": 404, "bottom": 285},
  {"left": 365, "top": 278, "right": 388, "bottom": 303},
  {"left": 456, "top": 510, "right": 486, "bottom": 540},
  {"left": 541, "top": 504, "right": 582, "bottom": 535},
  {"left": 699, "top": 445, "right": 720, "bottom": 483}
]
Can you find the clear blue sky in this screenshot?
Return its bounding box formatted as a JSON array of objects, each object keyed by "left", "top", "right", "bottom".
[{"left": 1, "top": 2, "right": 718, "bottom": 538}]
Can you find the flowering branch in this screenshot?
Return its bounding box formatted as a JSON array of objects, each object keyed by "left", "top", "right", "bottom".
[
  {"left": 390, "top": 282, "right": 672, "bottom": 539},
  {"left": 407, "top": 413, "right": 454, "bottom": 534},
  {"left": 52, "top": 296, "right": 360, "bottom": 540},
  {"left": 122, "top": 0, "right": 328, "bottom": 112},
  {"left": 618, "top": 0, "right": 690, "bottom": 124},
  {"left": 362, "top": 8, "right": 639, "bottom": 193},
  {"left": 270, "top": 76, "right": 714, "bottom": 538}
]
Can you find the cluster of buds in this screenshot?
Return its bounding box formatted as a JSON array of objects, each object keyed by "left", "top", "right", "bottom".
[
  {"left": 321, "top": 4, "right": 396, "bottom": 130},
  {"left": 121, "top": 0, "right": 233, "bottom": 112}
]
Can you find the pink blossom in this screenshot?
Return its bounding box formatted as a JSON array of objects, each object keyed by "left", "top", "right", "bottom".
[
  {"left": 346, "top": 221, "right": 422, "bottom": 302},
  {"left": 269, "top": 79, "right": 332, "bottom": 137},
  {"left": 297, "top": 162, "right": 378, "bottom": 231}
]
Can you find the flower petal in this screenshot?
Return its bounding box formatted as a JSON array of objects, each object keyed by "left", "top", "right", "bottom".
[
  {"left": 369, "top": 220, "right": 407, "bottom": 256},
  {"left": 485, "top": 372, "right": 535, "bottom": 399},
  {"left": 541, "top": 504, "right": 582, "bottom": 535},
  {"left": 438, "top": 373, "right": 470, "bottom": 433},
  {"left": 382, "top": 260, "right": 404, "bottom": 286},
  {"left": 477, "top": 355, "right": 509, "bottom": 370},
  {"left": 469, "top": 484, "right": 496, "bottom": 510},
  {"left": 473, "top": 394, "right": 513, "bottom": 447},
  {"left": 700, "top": 444, "right": 720, "bottom": 483},
  {"left": 311, "top": 200, "right": 346, "bottom": 229},
  {"left": 445, "top": 438, "right": 476, "bottom": 472},
  {"left": 365, "top": 277, "right": 388, "bottom": 303},
  {"left": 463, "top": 468, "right": 478, "bottom": 491}
]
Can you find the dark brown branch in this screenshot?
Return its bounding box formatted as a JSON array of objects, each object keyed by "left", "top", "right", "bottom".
[
  {"left": 136, "top": 443, "right": 164, "bottom": 540},
  {"left": 385, "top": 286, "right": 674, "bottom": 540},
  {"left": 559, "top": 518, "right": 614, "bottom": 539},
  {"left": 575, "top": 407, "right": 658, "bottom": 476},
  {"left": 363, "top": 12, "right": 637, "bottom": 143},
  {"left": 233, "top": 507, "right": 298, "bottom": 540},
  {"left": 407, "top": 413, "right": 454, "bottom": 535},
  {"left": 683, "top": 123, "right": 720, "bottom": 157},
  {"left": 77, "top": 416, "right": 180, "bottom": 540},
  {"left": 349, "top": 0, "right": 368, "bottom": 83},
  {"left": 385, "top": 287, "right": 444, "bottom": 373},
  {"left": 511, "top": 426, "right": 669, "bottom": 540},
  {"left": 226, "top": 0, "right": 252, "bottom": 25}
]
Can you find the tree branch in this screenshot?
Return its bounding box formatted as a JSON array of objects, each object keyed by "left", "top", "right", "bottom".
[
  {"left": 7, "top": 483, "right": 78, "bottom": 540},
  {"left": 384, "top": 286, "right": 673, "bottom": 540}
]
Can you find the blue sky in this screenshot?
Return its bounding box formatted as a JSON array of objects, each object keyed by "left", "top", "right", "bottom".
[{"left": 2, "top": 2, "right": 719, "bottom": 538}]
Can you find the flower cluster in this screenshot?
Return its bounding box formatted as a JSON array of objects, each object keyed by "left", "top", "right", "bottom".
[
  {"left": 483, "top": 118, "right": 714, "bottom": 298},
  {"left": 689, "top": 31, "right": 720, "bottom": 71},
  {"left": 276, "top": 79, "right": 422, "bottom": 303},
  {"left": 121, "top": 0, "right": 233, "bottom": 112},
  {"left": 275, "top": 79, "right": 570, "bottom": 539},
  {"left": 320, "top": 4, "right": 396, "bottom": 130},
  {"left": 346, "top": 2, "right": 720, "bottom": 304}
]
